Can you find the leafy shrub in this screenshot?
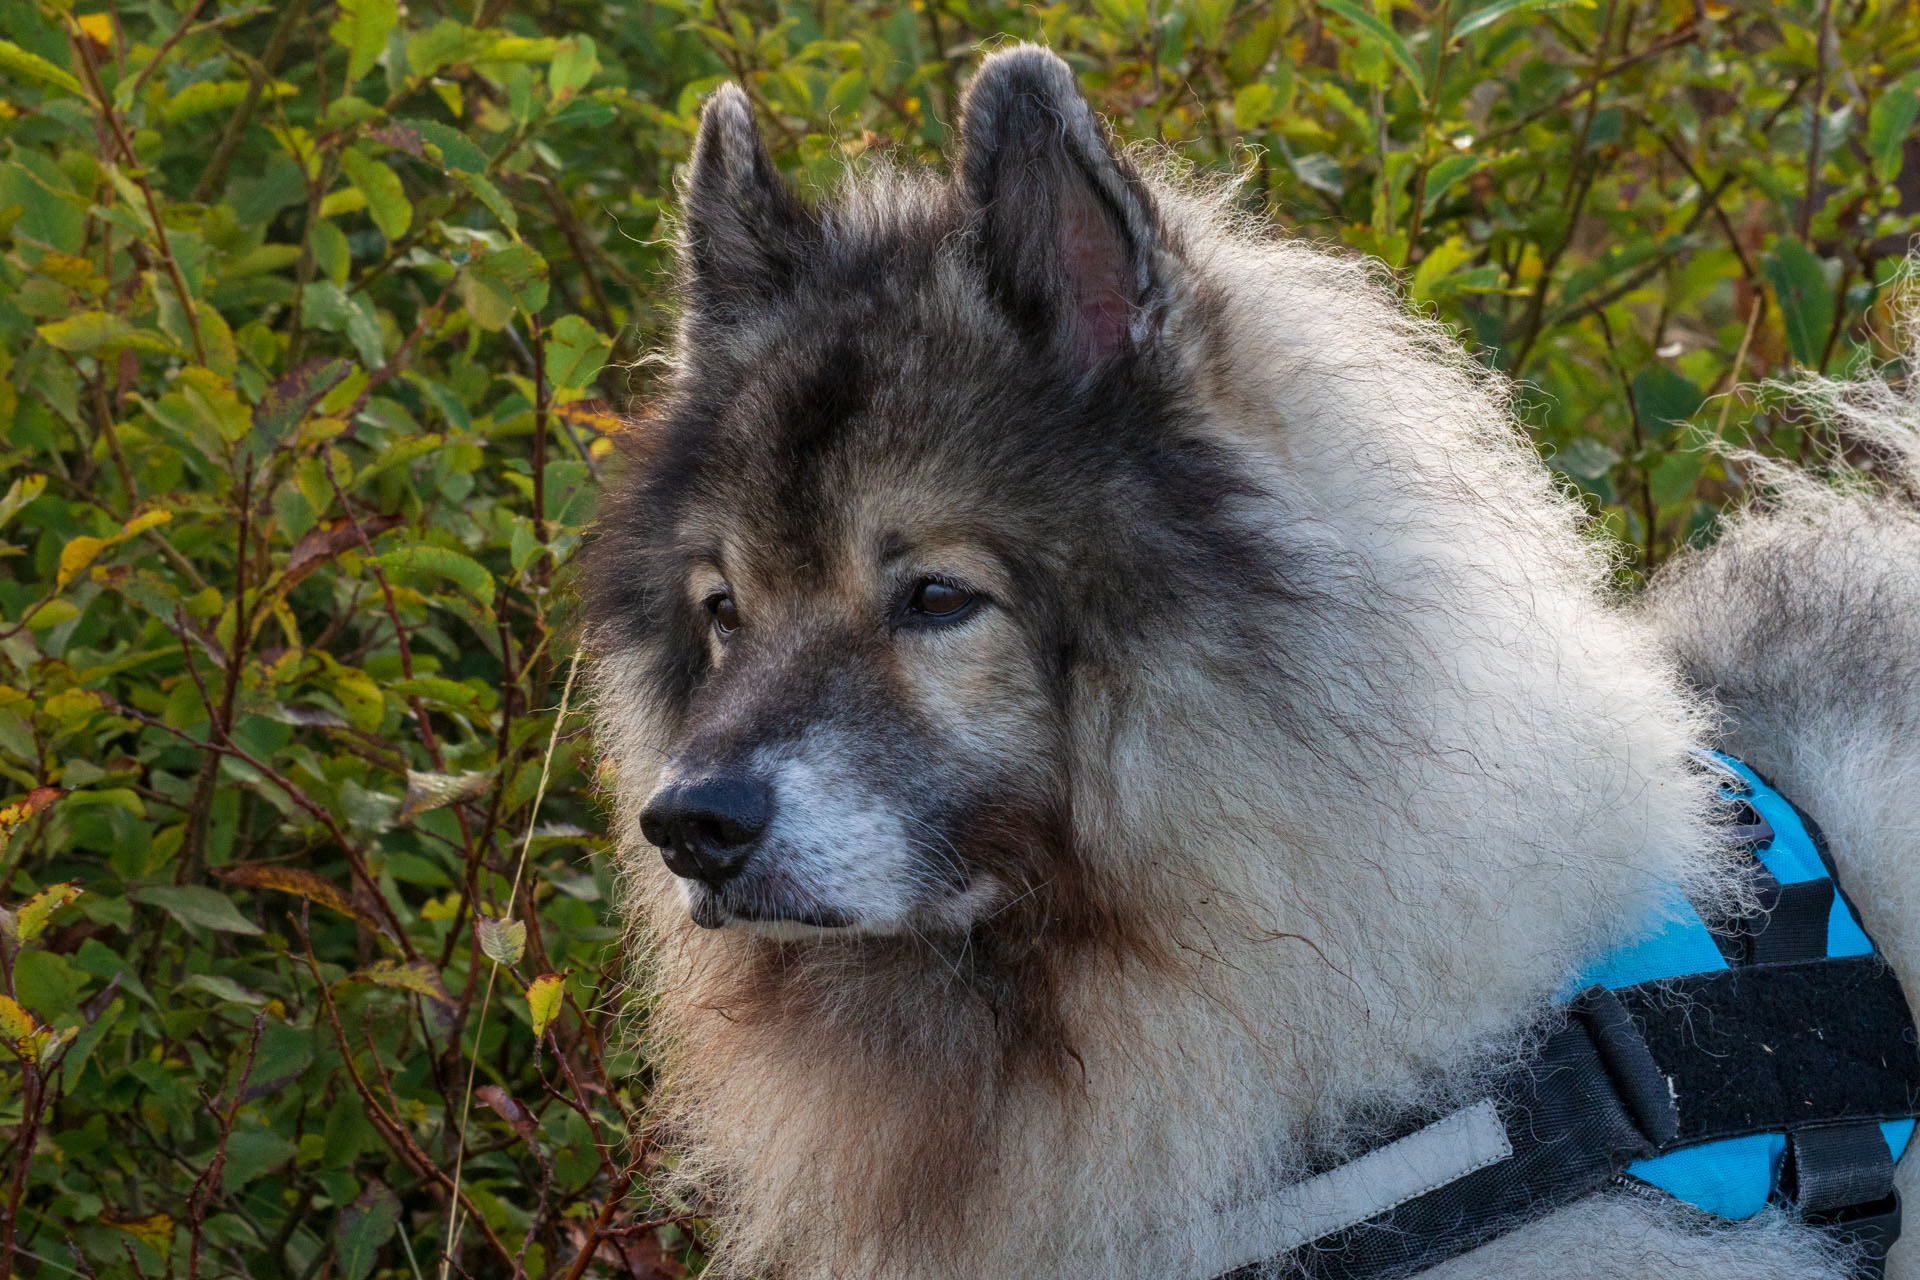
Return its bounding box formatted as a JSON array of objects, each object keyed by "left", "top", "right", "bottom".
[{"left": 0, "top": 0, "right": 1914, "bottom": 1276}]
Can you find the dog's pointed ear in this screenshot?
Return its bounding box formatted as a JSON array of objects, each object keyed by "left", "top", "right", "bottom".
[
  {"left": 680, "top": 84, "right": 820, "bottom": 324},
  {"left": 957, "top": 46, "right": 1169, "bottom": 369}
]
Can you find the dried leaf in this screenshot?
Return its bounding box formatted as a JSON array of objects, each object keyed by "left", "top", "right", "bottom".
[
  {"left": 252, "top": 357, "right": 353, "bottom": 452},
  {"left": 526, "top": 971, "right": 565, "bottom": 1038},
  {"left": 476, "top": 1083, "right": 541, "bottom": 1145},
  {"left": 397, "top": 767, "right": 495, "bottom": 823},
  {"left": 0, "top": 786, "right": 62, "bottom": 840},
  {"left": 216, "top": 863, "right": 383, "bottom": 931},
  {"left": 476, "top": 915, "right": 525, "bottom": 967}
]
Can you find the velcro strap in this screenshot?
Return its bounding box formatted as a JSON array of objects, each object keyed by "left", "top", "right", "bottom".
[
  {"left": 1748, "top": 872, "right": 1835, "bottom": 965},
  {"left": 1614, "top": 956, "right": 1920, "bottom": 1144},
  {"left": 1789, "top": 1124, "right": 1897, "bottom": 1215}
]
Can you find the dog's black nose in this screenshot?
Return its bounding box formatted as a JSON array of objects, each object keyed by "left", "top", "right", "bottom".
[{"left": 639, "top": 775, "right": 771, "bottom": 887}]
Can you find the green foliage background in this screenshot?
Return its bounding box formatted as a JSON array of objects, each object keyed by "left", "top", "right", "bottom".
[{"left": 0, "top": 0, "right": 1915, "bottom": 1275}]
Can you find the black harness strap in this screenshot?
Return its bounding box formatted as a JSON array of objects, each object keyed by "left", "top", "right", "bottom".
[
  {"left": 1224, "top": 956, "right": 1920, "bottom": 1280},
  {"left": 1214, "top": 773, "right": 1920, "bottom": 1280},
  {"left": 1617, "top": 959, "right": 1920, "bottom": 1146}
]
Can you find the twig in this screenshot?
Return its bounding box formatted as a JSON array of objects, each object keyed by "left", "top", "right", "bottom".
[
  {"left": 123, "top": 0, "right": 212, "bottom": 104},
  {"left": 185, "top": 1013, "right": 267, "bottom": 1280},
  {"left": 1712, "top": 293, "right": 1765, "bottom": 439},
  {"left": 191, "top": 0, "right": 308, "bottom": 203},
  {"left": 442, "top": 653, "right": 582, "bottom": 1279},
  {"left": 68, "top": 26, "right": 206, "bottom": 366},
  {"left": 1797, "top": 0, "right": 1833, "bottom": 241}
]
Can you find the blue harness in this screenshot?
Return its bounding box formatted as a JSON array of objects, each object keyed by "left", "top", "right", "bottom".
[
  {"left": 1219, "top": 755, "right": 1920, "bottom": 1280},
  {"left": 1570, "top": 755, "right": 1916, "bottom": 1223}
]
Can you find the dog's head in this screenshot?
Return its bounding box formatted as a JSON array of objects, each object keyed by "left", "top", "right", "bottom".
[{"left": 592, "top": 48, "right": 1264, "bottom": 940}]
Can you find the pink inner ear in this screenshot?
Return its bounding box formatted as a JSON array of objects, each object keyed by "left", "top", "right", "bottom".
[{"left": 1059, "top": 196, "right": 1132, "bottom": 358}]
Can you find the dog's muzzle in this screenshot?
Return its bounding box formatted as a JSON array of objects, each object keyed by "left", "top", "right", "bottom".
[{"left": 640, "top": 773, "right": 771, "bottom": 909}]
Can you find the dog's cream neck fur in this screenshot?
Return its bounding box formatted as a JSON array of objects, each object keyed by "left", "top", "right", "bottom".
[{"left": 593, "top": 162, "right": 1747, "bottom": 1277}]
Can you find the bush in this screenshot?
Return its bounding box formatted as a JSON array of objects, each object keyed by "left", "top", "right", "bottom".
[{"left": 0, "top": 0, "right": 1914, "bottom": 1276}]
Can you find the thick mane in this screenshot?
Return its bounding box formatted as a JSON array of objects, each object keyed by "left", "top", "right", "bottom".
[{"left": 593, "top": 159, "right": 1734, "bottom": 1279}]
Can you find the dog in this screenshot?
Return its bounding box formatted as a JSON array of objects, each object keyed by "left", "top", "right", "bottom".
[{"left": 586, "top": 43, "right": 1920, "bottom": 1279}]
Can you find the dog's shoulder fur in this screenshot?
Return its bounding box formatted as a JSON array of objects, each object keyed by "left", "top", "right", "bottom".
[{"left": 591, "top": 45, "right": 1920, "bottom": 1280}]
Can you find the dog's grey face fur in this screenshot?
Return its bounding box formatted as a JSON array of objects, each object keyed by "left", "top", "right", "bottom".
[{"left": 591, "top": 52, "right": 1268, "bottom": 939}]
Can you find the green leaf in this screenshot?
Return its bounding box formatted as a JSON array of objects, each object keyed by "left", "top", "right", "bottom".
[
  {"left": 1233, "top": 81, "right": 1279, "bottom": 129},
  {"left": 221, "top": 1126, "right": 298, "bottom": 1191},
  {"left": 162, "top": 79, "right": 297, "bottom": 122},
  {"left": 544, "top": 315, "right": 612, "bottom": 397},
  {"left": 1410, "top": 236, "right": 1474, "bottom": 304},
  {"left": 476, "top": 915, "right": 526, "bottom": 966},
  {"left": 1868, "top": 70, "right": 1920, "bottom": 185},
  {"left": 182, "top": 973, "right": 267, "bottom": 1005},
  {"left": 37, "top": 311, "right": 179, "bottom": 356},
  {"left": 403, "top": 118, "right": 489, "bottom": 172},
  {"left": 337, "top": 147, "right": 411, "bottom": 241},
  {"left": 1451, "top": 0, "right": 1593, "bottom": 42},
  {"left": 0, "top": 474, "right": 47, "bottom": 531},
  {"left": 406, "top": 20, "right": 490, "bottom": 78},
  {"left": 454, "top": 170, "right": 518, "bottom": 233},
  {"left": 336, "top": 1182, "right": 400, "bottom": 1280},
  {"left": 328, "top": 0, "right": 398, "bottom": 83},
  {"left": 329, "top": 666, "right": 386, "bottom": 732},
  {"left": 1317, "top": 0, "right": 1426, "bottom": 101},
  {"left": 135, "top": 885, "right": 262, "bottom": 936},
  {"left": 300, "top": 282, "right": 386, "bottom": 368},
  {"left": 548, "top": 35, "right": 599, "bottom": 99},
  {"left": 0, "top": 39, "right": 83, "bottom": 96},
  {"left": 1764, "top": 238, "right": 1835, "bottom": 367},
  {"left": 1631, "top": 367, "right": 1704, "bottom": 438},
  {"left": 371, "top": 544, "right": 494, "bottom": 604},
  {"left": 1550, "top": 437, "right": 1621, "bottom": 481}
]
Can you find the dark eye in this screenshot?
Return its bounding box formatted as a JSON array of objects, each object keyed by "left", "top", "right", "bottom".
[
  {"left": 706, "top": 592, "right": 739, "bottom": 636},
  {"left": 906, "top": 579, "right": 974, "bottom": 620}
]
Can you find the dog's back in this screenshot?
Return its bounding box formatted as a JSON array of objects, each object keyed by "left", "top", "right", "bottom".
[{"left": 1645, "top": 358, "right": 1920, "bottom": 1279}]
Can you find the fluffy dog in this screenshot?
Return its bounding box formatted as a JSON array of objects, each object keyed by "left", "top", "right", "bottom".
[{"left": 587, "top": 44, "right": 1920, "bottom": 1279}]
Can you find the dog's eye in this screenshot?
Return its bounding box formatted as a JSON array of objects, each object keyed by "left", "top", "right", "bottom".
[
  {"left": 907, "top": 579, "right": 974, "bottom": 620},
  {"left": 706, "top": 592, "right": 740, "bottom": 636}
]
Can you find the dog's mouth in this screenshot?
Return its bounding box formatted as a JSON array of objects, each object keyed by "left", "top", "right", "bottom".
[{"left": 685, "top": 882, "right": 856, "bottom": 932}]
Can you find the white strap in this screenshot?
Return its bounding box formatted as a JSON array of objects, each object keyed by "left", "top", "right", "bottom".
[{"left": 1206, "top": 1098, "right": 1514, "bottom": 1276}]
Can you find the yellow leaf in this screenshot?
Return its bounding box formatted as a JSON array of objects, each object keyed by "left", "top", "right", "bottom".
[
  {"left": 0, "top": 993, "right": 35, "bottom": 1040},
  {"left": 174, "top": 368, "right": 250, "bottom": 442},
  {"left": 122, "top": 509, "right": 172, "bottom": 537},
  {"left": 346, "top": 959, "right": 452, "bottom": 1004},
  {"left": 74, "top": 13, "right": 113, "bottom": 48},
  {"left": 15, "top": 880, "right": 81, "bottom": 944},
  {"left": 56, "top": 509, "right": 172, "bottom": 586},
  {"left": 57, "top": 535, "right": 111, "bottom": 587},
  {"left": 100, "top": 1212, "right": 174, "bottom": 1253},
  {"left": 526, "top": 972, "right": 565, "bottom": 1038}
]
